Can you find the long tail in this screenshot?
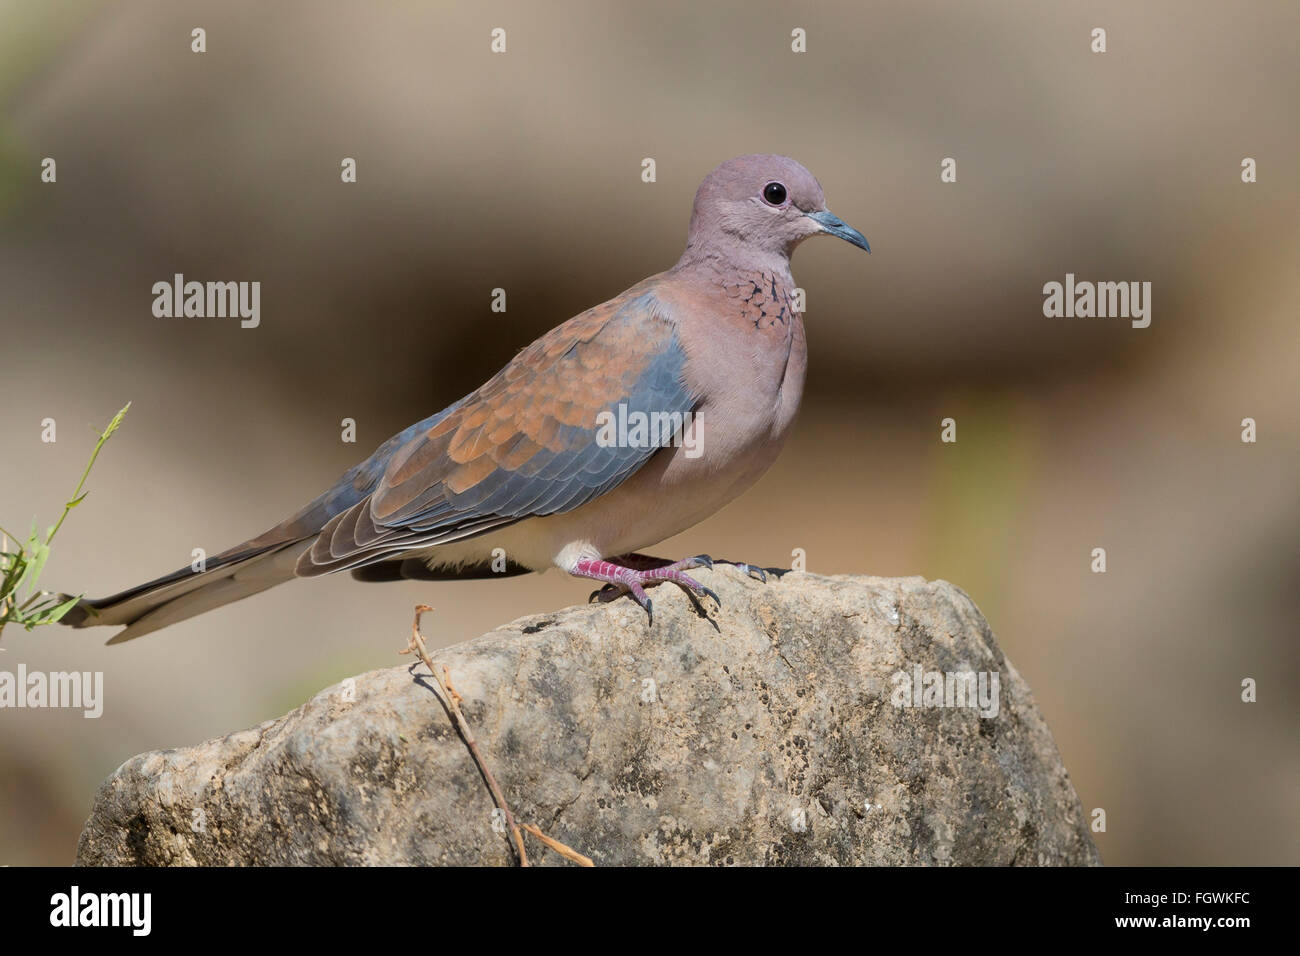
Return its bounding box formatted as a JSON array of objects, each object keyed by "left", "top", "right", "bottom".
[
  {"left": 56, "top": 403, "right": 506, "bottom": 643},
  {"left": 60, "top": 537, "right": 310, "bottom": 644},
  {"left": 55, "top": 408, "right": 446, "bottom": 643}
]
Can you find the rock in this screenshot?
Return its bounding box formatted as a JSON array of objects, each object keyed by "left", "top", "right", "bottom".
[{"left": 76, "top": 571, "right": 1100, "bottom": 866}]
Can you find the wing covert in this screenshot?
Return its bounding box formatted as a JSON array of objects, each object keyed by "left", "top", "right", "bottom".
[{"left": 298, "top": 284, "right": 696, "bottom": 576}]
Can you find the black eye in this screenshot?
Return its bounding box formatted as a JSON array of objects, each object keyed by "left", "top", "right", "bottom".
[{"left": 762, "top": 182, "right": 788, "bottom": 206}]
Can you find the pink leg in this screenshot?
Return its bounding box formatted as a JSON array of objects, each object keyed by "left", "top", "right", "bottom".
[
  {"left": 616, "top": 552, "right": 775, "bottom": 582},
  {"left": 571, "top": 554, "right": 720, "bottom": 623}
]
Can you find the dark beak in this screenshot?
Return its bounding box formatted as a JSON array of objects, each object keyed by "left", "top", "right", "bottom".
[{"left": 807, "top": 209, "right": 870, "bottom": 253}]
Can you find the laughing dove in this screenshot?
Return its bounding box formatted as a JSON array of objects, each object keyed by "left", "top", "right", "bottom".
[{"left": 63, "top": 154, "right": 869, "bottom": 642}]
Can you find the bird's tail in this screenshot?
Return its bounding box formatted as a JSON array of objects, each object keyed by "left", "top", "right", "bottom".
[{"left": 60, "top": 538, "right": 308, "bottom": 644}]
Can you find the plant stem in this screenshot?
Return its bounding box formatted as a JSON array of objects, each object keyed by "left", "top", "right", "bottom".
[{"left": 46, "top": 402, "right": 129, "bottom": 545}]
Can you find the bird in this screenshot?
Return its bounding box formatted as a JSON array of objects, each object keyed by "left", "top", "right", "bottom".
[{"left": 61, "top": 154, "right": 869, "bottom": 643}]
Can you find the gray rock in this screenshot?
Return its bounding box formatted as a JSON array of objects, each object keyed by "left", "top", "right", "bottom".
[{"left": 76, "top": 571, "right": 1100, "bottom": 866}]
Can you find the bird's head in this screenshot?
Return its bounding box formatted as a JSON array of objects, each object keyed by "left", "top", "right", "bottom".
[{"left": 681, "top": 154, "right": 869, "bottom": 269}]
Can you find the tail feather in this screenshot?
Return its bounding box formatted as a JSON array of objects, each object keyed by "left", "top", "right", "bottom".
[
  {"left": 63, "top": 541, "right": 307, "bottom": 644},
  {"left": 55, "top": 408, "right": 450, "bottom": 643}
]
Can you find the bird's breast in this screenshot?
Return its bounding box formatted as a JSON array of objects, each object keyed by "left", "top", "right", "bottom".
[
  {"left": 680, "top": 267, "right": 808, "bottom": 444},
  {"left": 647, "top": 268, "right": 809, "bottom": 507},
  {"left": 463, "top": 269, "right": 811, "bottom": 569}
]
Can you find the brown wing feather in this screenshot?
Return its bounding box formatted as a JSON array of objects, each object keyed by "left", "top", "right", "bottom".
[{"left": 296, "top": 279, "right": 696, "bottom": 576}]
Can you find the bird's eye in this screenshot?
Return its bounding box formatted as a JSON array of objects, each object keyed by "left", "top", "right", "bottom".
[{"left": 762, "top": 182, "right": 788, "bottom": 206}]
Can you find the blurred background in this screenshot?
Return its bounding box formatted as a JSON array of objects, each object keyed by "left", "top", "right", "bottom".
[{"left": 1, "top": 0, "right": 1296, "bottom": 865}]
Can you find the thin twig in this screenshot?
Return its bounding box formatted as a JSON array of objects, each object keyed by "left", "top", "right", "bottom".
[
  {"left": 521, "top": 823, "right": 595, "bottom": 867},
  {"left": 402, "top": 604, "right": 529, "bottom": 866},
  {"left": 401, "top": 604, "right": 595, "bottom": 867}
]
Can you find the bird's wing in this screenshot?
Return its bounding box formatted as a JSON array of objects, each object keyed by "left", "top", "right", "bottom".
[{"left": 297, "top": 283, "right": 696, "bottom": 575}]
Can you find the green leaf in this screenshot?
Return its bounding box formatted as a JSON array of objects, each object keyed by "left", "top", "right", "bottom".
[
  {"left": 14, "top": 540, "right": 49, "bottom": 597},
  {"left": 1, "top": 401, "right": 129, "bottom": 640},
  {"left": 42, "top": 593, "right": 82, "bottom": 623}
]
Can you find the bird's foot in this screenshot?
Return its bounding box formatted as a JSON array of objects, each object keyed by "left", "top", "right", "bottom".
[
  {"left": 573, "top": 555, "right": 719, "bottom": 624},
  {"left": 602, "top": 552, "right": 782, "bottom": 580}
]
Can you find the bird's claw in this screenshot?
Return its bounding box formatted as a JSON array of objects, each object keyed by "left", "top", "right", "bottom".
[
  {"left": 663, "top": 573, "right": 720, "bottom": 611},
  {"left": 589, "top": 584, "right": 626, "bottom": 604},
  {"left": 712, "top": 559, "right": 787, "bottom": 583}
]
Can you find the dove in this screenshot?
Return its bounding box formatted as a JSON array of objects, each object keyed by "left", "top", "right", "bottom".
[{"left": 61, "top": 154, "right": 869, "bottom": 642}]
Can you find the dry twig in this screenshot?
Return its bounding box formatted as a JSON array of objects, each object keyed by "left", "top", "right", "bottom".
[
  {"left": 401, "top": 604, "right": 592, "bottom": 867},
  {"left": 521, "top": 823, "right": 595, "bottom": 867}
]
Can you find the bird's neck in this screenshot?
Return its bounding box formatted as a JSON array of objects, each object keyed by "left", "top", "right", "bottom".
[
  {"left": 672, "top": 242, "right": 795, "bottom": 290},
  {"left": 667, "top": 249, "right": 802, "bottom": 337}
]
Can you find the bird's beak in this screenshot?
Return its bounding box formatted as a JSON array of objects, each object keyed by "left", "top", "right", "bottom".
[{"left": 807, "top": 209, "right": 870, "bottom": 253}]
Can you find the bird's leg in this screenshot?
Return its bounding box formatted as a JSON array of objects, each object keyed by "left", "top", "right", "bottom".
[
  {"left": 619, "top": 552, "right": 778, "bottom": 583},
  {"left": 605, "top": 552, "right": 709, "bottom": 572},
  {"left": 572, "top": 555, "right": 719, "bottom": 623}
]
